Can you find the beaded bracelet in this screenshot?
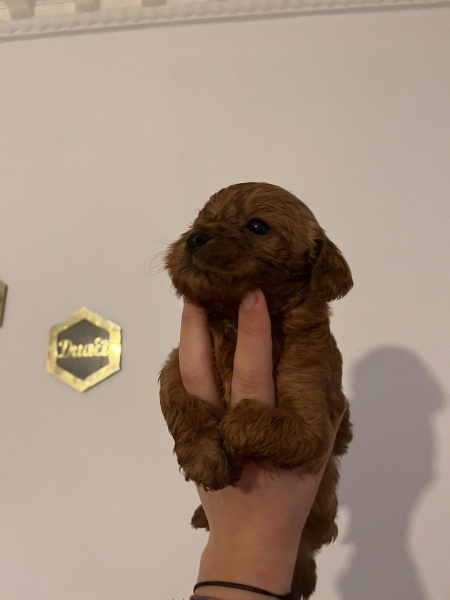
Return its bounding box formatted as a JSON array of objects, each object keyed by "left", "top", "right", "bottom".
[
  {"left": 190, "top": 597, "right": 265, "bottom": 600},
  {"left": 189, "top": 595, "right": 294, "bottom": 600}
]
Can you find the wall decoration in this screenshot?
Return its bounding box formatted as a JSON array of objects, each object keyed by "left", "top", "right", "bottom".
[
  {"left": 0, "top": 281, "right": 7, "bottom": 327},
  {"left": 46, "top": 307, "right": 121, "bottom": 392},
  {"left": 0, "top": 0, "right": 446, "bottom": 40}
]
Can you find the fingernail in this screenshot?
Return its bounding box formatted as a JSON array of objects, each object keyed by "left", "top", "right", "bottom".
[{"left": 241, "top": 291, "right": 257, "bottom": 310}]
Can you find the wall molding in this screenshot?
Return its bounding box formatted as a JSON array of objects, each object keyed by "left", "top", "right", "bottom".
[{"left": 1, "top": 0, "right": 448, "bottom": 39}]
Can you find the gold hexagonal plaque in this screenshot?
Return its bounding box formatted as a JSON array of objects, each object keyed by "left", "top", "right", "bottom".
[{"left": 46, "top": 307, "right": 121, "bottom": 392}]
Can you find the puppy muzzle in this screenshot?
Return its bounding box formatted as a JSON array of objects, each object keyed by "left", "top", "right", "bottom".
[{"left": 185, "top": 232, "right": 211, "bottom": 254}]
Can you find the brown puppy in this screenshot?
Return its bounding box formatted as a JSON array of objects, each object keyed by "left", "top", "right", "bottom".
[{"left": 159, "top": 182, "right": 353, "bottom": 599}]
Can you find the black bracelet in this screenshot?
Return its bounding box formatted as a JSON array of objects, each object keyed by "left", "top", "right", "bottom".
[{"left": 193, "top": 580, "right": 298, "bottom": 600}]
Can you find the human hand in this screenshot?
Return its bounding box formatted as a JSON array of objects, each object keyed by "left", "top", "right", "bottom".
[{"left": 179, "top": 290, "right": 344, "bottom": 599}]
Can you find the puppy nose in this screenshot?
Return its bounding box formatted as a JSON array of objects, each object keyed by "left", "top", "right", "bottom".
[{"left": 185, "top": 232, "right": 211, "bottom": 253}]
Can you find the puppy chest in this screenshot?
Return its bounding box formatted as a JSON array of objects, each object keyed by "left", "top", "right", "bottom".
[
  {"left": 210, "top": 324, "right": 236, "bottom": 406},
  {"left": 209, "top": 319, "right": 284, "bottom": 407}
]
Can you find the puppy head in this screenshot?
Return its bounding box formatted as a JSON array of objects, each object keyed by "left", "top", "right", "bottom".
[{"left": 165, "top": 182, "right": 352, "bottom": 316}]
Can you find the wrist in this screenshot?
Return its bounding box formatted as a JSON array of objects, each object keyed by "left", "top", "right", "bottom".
[
  {"left": 197, "top": 534, "right": 298, "bottom": 599},
  {"left": 190, "top": 582, "right": 277, "bottom": 600},
  {"left": 192, "top": 583, "right": 296, "bottom": 600}
]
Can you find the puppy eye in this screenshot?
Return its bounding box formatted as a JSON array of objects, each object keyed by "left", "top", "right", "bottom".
[{"left": 247, "top": 218, "right": 271, "bottom": 235}]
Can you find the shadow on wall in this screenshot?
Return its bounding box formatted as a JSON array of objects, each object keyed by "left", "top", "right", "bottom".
[{"left": 338, "top": 346, "right": 445, "bottom": 600}]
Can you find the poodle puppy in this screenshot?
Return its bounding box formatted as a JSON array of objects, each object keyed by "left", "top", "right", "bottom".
[{"left": 159, "top": 182, "right": 353, "bottom": 599}]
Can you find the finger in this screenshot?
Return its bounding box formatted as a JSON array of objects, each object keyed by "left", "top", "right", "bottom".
[
  {"left": 231, "top": 290, "right": 275, "bottom": 406},
  {"left": 179, "top": 300, "right": 221, "bottom": 407}
]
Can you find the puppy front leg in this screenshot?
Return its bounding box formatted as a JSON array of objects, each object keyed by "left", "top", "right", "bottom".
[
  {"left": 219, "top": 396, "right": 333, "bottom": 475},
  {"left": 159, "top": 348, "right": 237, "bottom": 491}
]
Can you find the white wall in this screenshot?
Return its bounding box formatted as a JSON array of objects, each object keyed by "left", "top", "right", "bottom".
[{"left": 1, "top": 7, "right": 449, "bottom": 599}]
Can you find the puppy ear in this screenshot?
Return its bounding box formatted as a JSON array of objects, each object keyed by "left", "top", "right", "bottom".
[{"left": 310, "top": 236, "right": 353, "bottom": 302}]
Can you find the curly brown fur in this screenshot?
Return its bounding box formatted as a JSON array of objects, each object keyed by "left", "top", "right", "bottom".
[{"left": 159, "top": 182, "right": 353, "bottom": 599}]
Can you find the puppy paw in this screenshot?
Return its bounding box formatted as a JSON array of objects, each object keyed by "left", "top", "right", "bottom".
[
  {"left": 191, "top": 504, "right": 209, "bottom": 530},
  {"left": 220, "top": 400, "right": 331, "bottom": 473},
  {"left": 177, "top": 437, "right": 236, "bottom": 491}
]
